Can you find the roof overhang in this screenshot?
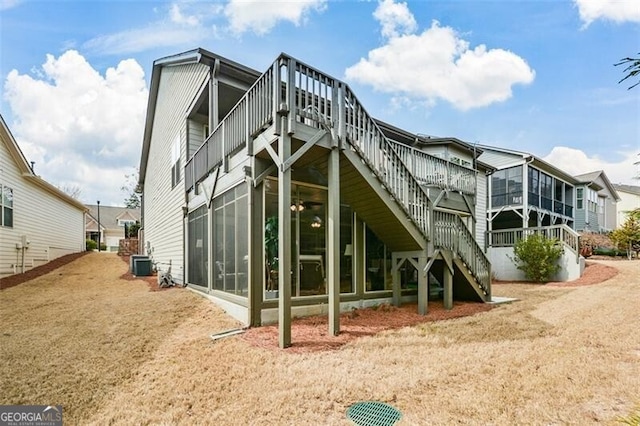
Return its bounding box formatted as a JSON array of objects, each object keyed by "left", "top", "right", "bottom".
[{"left": 138, "top": 48, "right": 261, "bottom": 189}]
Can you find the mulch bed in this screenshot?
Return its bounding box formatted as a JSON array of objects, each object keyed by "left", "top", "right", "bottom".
[
  {"left": 242, "top": 301, "right": 492, "bottom": 353},
  {"left": 0, "top": 251, "right": 89, "bottom": 290},
  {"left": 492, "top": 261, "right": 619, "bottom": 287}
]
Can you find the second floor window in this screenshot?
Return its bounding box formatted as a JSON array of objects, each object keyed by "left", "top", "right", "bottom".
[{"left": 577, "top": 188, "right": 584, "bottom": 209}]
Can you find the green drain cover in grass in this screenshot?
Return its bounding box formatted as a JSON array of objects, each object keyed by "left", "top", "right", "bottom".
[{"left": 346, "top": 401, "right": 402, "bottom": 426}]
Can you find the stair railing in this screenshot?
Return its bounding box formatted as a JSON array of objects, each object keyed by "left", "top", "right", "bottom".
[{"left": 432, "top": 210, "right": 491, "bottom": 295}]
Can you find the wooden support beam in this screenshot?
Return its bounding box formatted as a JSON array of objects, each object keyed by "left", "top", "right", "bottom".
[
  {"left": 443, "top": 262, "right": 453, "bottom": 310},
  {"left": 247, "top": 180, "right": 262, "bottom": 326},
  {"left": 282, "top": 129, "right": 327, "bottom": 172},
  {"left": 278, "top": 116, "right": 292, "bottom": 349},
  {"left": 392, "top": 253, "right": 401, "bottom": 307},
  {"left": 327, "top": 146, "right": 340, "bottom": 336},
  {"left": 253, "top": 164, "right": 277, "bottom": 188},
  {"left": 418, "top": 255, "right": 428, "bottom": 315}
]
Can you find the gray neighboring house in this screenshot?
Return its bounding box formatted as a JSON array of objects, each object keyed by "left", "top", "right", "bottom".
[
  {"left": 477, "top": 145, "right": 583, "bottom": 282},
  {"left": 85, "top": 205, "right": 140, "bottom": 252},
  {"left": 573, "top": 171, "right": 620, "bottom": 233}
]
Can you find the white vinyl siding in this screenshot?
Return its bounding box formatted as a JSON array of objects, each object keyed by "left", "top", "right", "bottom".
[
  {"left": 142, "top": 63, "right": 210, "bottom": 284},
  {"left": 0, "top": 138, "right": 85, "bottom": 277}
]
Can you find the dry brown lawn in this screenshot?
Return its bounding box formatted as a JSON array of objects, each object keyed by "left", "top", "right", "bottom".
[{"left": 1, "top": 253, "right": 639, "bottom": 425}]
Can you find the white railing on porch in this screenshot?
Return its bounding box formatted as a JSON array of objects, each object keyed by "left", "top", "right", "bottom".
[
  {"left": 183, "top": 53, "right": 490, "bottom": 297},
  {"left": 389, "top": 140, "right": 476, "bottom": 195},
  {"left": 487, "top": 225, "right": 580, "bottom": 260}
]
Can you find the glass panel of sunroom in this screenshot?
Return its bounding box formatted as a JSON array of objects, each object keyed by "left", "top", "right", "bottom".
[
  {"left": 235, "top": 185, "right": 248, "bottom": 296},
  {"left": 187, "top": 205, "right": 208, "bottom": 287}
]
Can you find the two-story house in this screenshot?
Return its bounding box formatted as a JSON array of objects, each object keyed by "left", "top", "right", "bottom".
[
  {"left": 573, "top": 171, "right": 620, "bottom": 233},
  {"left": 138, "top": 48, "right": 492, "bottom": 347}
]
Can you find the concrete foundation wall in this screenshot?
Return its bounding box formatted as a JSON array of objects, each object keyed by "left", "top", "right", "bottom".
[{"left": 489, "top": 246, "right": 582, "bottom": 282}]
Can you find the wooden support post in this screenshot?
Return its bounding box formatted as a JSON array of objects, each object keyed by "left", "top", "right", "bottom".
[
  {"left": 328, "top": 146, "right": 340, "bottom": 336},
  {"left": 248, "top": 178, "right": 263, "bottom": 326},
  {"left": 418, "top": 254, "right": 428, "bottom": 315},
  {"left": 278, "top": 116, "right": 292, "bottom": 348},
  {"left": 392, "top": 253, "right": 401, "bottom": 307},
  {"left": 443, "top": 262, "right": 453, "bottom": 310}
]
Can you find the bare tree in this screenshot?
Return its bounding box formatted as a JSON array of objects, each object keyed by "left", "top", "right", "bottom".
[
  {"left": 615, "top": 53, "right": 640, "bottom": 90},
  {"left": 58, "top": 184, "right": 82, "bottom": 199},
  {"left": 121, "top": 168, "right": 141, "bottom": 209}
]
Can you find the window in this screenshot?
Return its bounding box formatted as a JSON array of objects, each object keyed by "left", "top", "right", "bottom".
[
  {"left": 540, "top": 173, "right": 553, "bottom": 210},
  {"left": 527, "top": 168, "right": 540, "bottom": 207},
  {"left": 588, "top": 189, "right": 598, "bottom": 213},
  {"left": 187, "top": 205, "right": 208, "bottom": 287},
  {"left": 450, "top": 156, "right": 472, "bottom": 168},
  {"left": 171, "top": 138, "right": 181, "bottom": 188},
  {"left": 213, "top": 184, "right": 248, "bottom": 296},
  {"left": 491, "top": 166, "right": 522, "bottom": 207},
  {"left": 576, "top": 188, "right": 584, "bottom": 210},
  {"left": 118, "top": 219, "right": 136, "bottom": 227},
  {"left": 1, "top": 185, "right": 13, "bottom": 227}
]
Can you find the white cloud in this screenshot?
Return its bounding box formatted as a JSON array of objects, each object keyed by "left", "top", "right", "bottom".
[
  {"left": 374, "top": 0, "right": 417, "bottom": 39},
  {"left": 224, "top": 0, "right": 327, "bottom": 35},
  {"left": 84, "top": 0, "right": 326, "bottom": 54},
  {"left": 345, "top": 8, "right": 535, "bottom": 111},
  {"left": 169, "top": 3, "right": 200, "bottom": 27},
  {"left": 0, "top": 0, "right": 21, "bottom": 11},
  {"left": 84, "top": 24, "right": 207, "bottom": 55},
  {"left": 3, "top": 50, "right": 148, "bottom": 206},
  {"left": 574, "top": 0, "right": 640, "bottom": 27},
  {"left": 543, "top": 146, "right": 639, "bottom": 185}
]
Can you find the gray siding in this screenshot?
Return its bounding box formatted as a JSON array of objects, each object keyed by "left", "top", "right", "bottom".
[
  {"left": 477, "top": 150, "right": 524, "bottom": 169},
  {"left": 142, "top": 63, "right": 210, "bottom": 283},
  {"left": 0, "top": 138, "right": 85, "bottom": 277},
  {"left": 187, "top": 119, "right": 206, "bottom": 159},
  {"left": 475, "top": 172, "right": 487, "bottom": 250}
]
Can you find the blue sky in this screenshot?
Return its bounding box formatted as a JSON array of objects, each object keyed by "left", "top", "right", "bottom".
[{"left": 1, "top": 0, "right": 638, "bottom": 206}]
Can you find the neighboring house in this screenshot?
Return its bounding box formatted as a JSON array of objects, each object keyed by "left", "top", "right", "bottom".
[
  {"left": 613, "top": 183, "right": 640, "bottom": 227},
  {"left": 478, "top": 145, "right": 582, "bottom": 282},
  {"left": 138, "top": 48, "right": 491, "bottom": 346},
  {"left": 85, "top": 205, "right": 140, "bottom": 252},
  {"left": 0, "top": 114, "right": 87, "bottom": 278},
  {"left": 573, "top": 171, "right": 620, "bottom": 233}
]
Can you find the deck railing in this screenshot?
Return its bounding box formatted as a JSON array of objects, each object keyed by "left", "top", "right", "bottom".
[
  {"left": 487, "top": 225, "right": 580, "bottom": 261},
  {"left": 433, "top": 210, "right": 491, "bottom": 296},
  {"left": 183, "top": 53, "right": 490, "bottom": 296},
  {"left": 185, "top": 64, "right": 275, "bottom": 190},
  {"left": 389, "top": 140, "right": 476, "bottom": 195}
]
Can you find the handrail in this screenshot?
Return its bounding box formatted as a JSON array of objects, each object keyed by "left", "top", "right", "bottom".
[
  {"left": 433, "top": 210, "right": 491, "bottom": 295},
  {"left": 486, "top": 224, "right": 580, "bottom": 261},
  {"left": 342, "top": 86, "right": 430, "bottom": 237},
  {"left": 388, "top": 140, "right": 476, "bottom": 195},
  {"left": 185, "top": 64, "right": 275, "bottom": 189},
  {"left": 182, "top": 52, "right": 491, "bottom": 297}
]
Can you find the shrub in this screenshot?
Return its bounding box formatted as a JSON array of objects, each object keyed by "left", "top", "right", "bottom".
[
  {"left": 511, "top": 233, "right": 563, "bottom": 283},
  {"left": 593, "top": 247, "right": 625, "bottom": 257},
  {"left": 86, "top": 239, "right": 97, "bottom": 251},
  {"left": 100, "top": 243, "right": 107, "bottom": 251}
]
